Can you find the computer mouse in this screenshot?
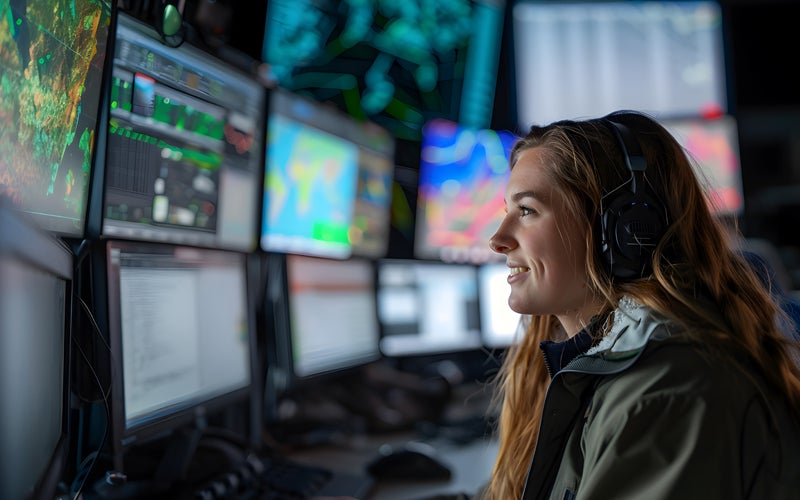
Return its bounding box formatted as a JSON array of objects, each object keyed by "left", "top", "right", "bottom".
[{"left": 365, "top": 442, "right": 452, "bottom": 481}]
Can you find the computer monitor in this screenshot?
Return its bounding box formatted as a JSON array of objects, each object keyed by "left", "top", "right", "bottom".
[
  {"left": 277, "top": 254, "right": 382, "bottom": 381},
  {"left": 93, "top": 13, "right": 266, "bottom": 251},
  {"left": 512, "top": 1, "right": 729, "bottom": 129},
  {"left": 414, "top": 119, "right": 517, "bottom": 263},
  {"left": 376, "top": 259, "right": 482, "bottom": 357},
  {"left": 0, "top": 206, "right": 74, "bottom": 500},
  {"left": 478, "top": 262, "right": 523, "bottom": 349},
  {"left": 0, "top": 0, "right": 113, "bottom": 237},
  {"left": 261, "top": 0, "right": 506, "bottom": 140},
  {"left": 260, "top": 88, "right": 362, "bottom": 260},
  {"left": 104, "top": 240, "right": 255, "bottom": 473},
  {"left": 350, "top": 121, "right": 396, "bottom": 259},
  {"left": 660, "top": 114, "right": 744, "bottom": 216}
]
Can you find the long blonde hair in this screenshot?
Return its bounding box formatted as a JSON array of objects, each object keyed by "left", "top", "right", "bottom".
[{"left": 482, "top": 111, "right": 800, "bottom": 499}]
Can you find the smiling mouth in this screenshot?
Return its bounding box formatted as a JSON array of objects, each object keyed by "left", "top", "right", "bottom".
[{"left": 509, "top": 267, "right": 530, "bottom": 276}]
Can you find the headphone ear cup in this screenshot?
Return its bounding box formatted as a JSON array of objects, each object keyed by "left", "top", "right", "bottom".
[
  {"left": 600, "top": 117, "right": 669, "bottom": 280},
  {"left": 601, "top": 190, "right": 667, "bottom": 280}
]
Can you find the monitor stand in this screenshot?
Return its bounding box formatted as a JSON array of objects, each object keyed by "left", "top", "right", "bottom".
[
  {"left": 92, "top": 423, "right": 206, "bottom": 499},
  {"left": 151, "top": 425, "right": 205, "bottom": 490}
]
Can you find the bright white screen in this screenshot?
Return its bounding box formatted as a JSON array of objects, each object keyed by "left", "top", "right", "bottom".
[
  {"left": 0, "top": 208, "right": 72, "bottom": 500},
  {"left": 0, "top": 259, "right": 66, "bottom": 500},
  {"left": 286, "top": 255, "right": 381, "bottom": 378},
  {"left": 377, "top": 260, "right": 483, "bottom": 357},
  {"left": 478, "top": 263, "right": 523, "bottom": 348},
  {"left": 513, "top": 1, "right": 727, "bottom": 128},
  {"left": 112, "top": 245, "right": 251, "bottom": 429}
]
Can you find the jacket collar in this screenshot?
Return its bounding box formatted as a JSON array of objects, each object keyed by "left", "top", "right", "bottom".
[{"left": 565, "top": 296, "right": 676, "bottom": 374}]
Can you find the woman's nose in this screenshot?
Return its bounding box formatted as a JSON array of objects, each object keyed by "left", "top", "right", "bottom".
[{"left": 489, "top": 224, "right": 514, "bottom": 254}]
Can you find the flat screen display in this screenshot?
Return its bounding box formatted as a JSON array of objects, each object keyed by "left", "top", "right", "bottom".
[
  {"left": 415, "top": 119, "right": 517, "bottom": 263},
  {"left": 478, "top": 262, "right": 523, "bottom": 349},
  {"left": 376, "top": 259, "right": 482, "bottom": 357},
  {"left": 261, "top": 0, "right": 506, "bottom": 140},
  {"left": 350, "top": 122, "right": 396, "bottom": 259},
  {"left": 97, "top": 13, "right": 265, "bottom": 251},
  {"left": 513, "top": 1, "right": 728, "bottom": 128},
  {"left": 660, "top": 114, "right": 743, "bottom": 215},
  {"left": 0, "top": 206, "right": 73, "bottom": 500},
  {"left": 284, "top": 255, "right": 382, "bottom": 379},
  {"left": 105, "top": 240, "right": 253, "bottom": 461},
  {"left": 0, "top": 0, "right": 113, "bottom": 237},
  {"left": 260, "top": 88, "right": 361, "bottom": 259}
]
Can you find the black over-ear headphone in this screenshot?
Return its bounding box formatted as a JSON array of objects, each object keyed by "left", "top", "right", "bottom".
[{"left": 599, "top": 118, "right": 669, "bottom": 280}]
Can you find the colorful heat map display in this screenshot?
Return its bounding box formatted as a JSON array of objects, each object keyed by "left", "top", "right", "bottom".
[
  {"left": 0, "top": 0, "right": 112, "bottom": 237},
  {"left": 415, "top": 119, "right": 518, "bottom": 263},
  {"left": 661, "top": 114, "right": 744, "bottom": 215},
  {"left": 262, "top": 112, "right": 360, "bottom": 259}
]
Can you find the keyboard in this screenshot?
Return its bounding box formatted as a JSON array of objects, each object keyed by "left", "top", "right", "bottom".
[{"left": 191, "top": 452, "right": 373, "bottom": 500}]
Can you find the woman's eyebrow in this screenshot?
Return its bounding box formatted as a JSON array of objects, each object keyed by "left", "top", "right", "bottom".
[{"left": 509, "top": 190, "right": 543, "bottom": 204}]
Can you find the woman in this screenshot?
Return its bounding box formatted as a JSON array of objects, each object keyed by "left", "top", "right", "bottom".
[{"left": 483, "top": 111, "right": 800, "bottom": 499}]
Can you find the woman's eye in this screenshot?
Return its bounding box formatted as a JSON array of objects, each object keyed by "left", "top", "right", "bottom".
[{"left": 519, "top": 206, "right": 535, "bottom": 217}]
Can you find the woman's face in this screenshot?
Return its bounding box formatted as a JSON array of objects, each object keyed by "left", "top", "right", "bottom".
[{"left": 489, "top": 146, "right": 601, "bottom": 335}]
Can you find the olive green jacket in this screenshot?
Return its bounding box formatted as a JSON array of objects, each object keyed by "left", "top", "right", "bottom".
[{"left": 521, "top": 297, "right": 800, "bottom": 500}]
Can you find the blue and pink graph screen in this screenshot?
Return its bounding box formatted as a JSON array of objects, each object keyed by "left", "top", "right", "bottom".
[{"left": 415, "top": 119, "right": 518, "bottom": 262}]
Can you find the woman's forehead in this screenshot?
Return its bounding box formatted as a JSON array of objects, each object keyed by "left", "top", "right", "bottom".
[{"left": 508, "top": 149, "right": 553, "bottom": 193}]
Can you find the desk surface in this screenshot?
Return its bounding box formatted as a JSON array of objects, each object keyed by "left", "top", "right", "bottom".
[
  {"left": 289, "top": 431, "right": 498, "bottom": 500},
  {"left": 281, "top": 378, "right": 500, "bottom": 499}
]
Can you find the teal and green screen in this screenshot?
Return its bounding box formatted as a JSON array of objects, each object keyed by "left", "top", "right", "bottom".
[
  {"left": 0, "top": 0, "right": 112, "bottom": 236},
  {"left": 260, "top": 90, "right": 361, "bottom": 260},
  {"left": 261, "top": 0, "right": 504, "bottom": 140}
]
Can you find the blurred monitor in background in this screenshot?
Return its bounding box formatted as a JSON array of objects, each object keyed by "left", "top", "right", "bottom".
[
  {"left": 260, "top": 88, "right": 362, "bottom": 260},
  {"left": 0, "top": 206, "right": 74, "bottom": 499},
  {"left": 660, "top": 114, "right": 744, "bottom": 216},
  {"left": 280, "top": 255, "right": 382, "bottom": 381},
  {"left": 376, "top": 259, "right": 482, "bottom": 357},
  {"left": 349, "top": 121, "right": 396, "bottom": 259},
  {"left": 261, "top": 0, "right": 506, "bottom": 140},
  {"left": 478, "top": 262, "right": 523, "bottom": 350},
  {"left": 415, "top": 119, "right": 517, "bottom": 263},
  {"left": 512, "top": 1, "right": 729, "bottom": 128}
]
